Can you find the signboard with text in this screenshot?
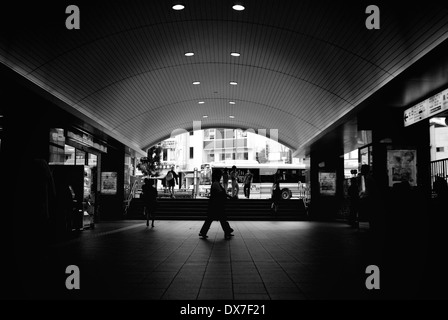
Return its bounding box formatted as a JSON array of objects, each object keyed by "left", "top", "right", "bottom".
[{"left": 404, "top": 88, "right": 448, "bottom": 127}]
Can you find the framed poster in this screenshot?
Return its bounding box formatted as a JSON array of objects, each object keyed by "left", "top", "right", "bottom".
[
  {"left": 387, "top": 150, "right": 417, "bottom": 187},
  {"left": 319, "top": 172, "right": 336, "bottom": 195},
  {"left": 101, "top": 172, "right": 117, "bottom": 194}
]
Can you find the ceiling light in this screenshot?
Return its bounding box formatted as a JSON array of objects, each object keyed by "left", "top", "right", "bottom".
[
  {"left": 232, "top": 4, "right": 245, "bottom": 11},
  {"left": 198, "top": 101, "right": 205, "bottom": 104},
  {"left": 230, "top": 52, "right": 240, "bottom": 57},
  {"left": 230, "top": 81, "right": 238, "bottom": 85},
  {"left": 229, "top": 115, "right": 235, "bottom": 118},
  {"left": 229, "top": 101, "right": 236, "bottom": 104},
  {"left": 184, "top": 52, "right": 194, "bottom": 56},
  {"left": 172, "top": 4, "right": 185, "bottom": 10},
  {"left": 193, "top": 81, "right": 200, "bottom": 85}
]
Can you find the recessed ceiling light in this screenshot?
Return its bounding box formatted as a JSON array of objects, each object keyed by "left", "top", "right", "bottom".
[
  {"left": 193, "top": 81, "right": 200, "bottom": 85},
  {"left": 229, "top": 101, "right": 236, "bottom": 104},
  {"left": 198, "top": 101, "right": 205, "bottom": 104},
  {"left": 172, "top": 4, "right": 185, "bottom": 10},
  {"left": 229, "top": 115, "right": 235, "bottom": 118},
  {"left": 202, "top": 115, "right": 208, "bottom": 118},
  {"left": 230, "top": 81, "right": 238, "bottom": 85},
  {"left": 230, "top": 52, "right": 240, "bottom": 57},
  {"left": 184, "top": 52, "right": 194, "bottom": 56},
  {"left": 232, "top": 4, "right": 245, "bottom": 11}
]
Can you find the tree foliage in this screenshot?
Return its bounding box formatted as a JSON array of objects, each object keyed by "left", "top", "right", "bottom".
[{"left": 137, "top": 145, "right": 163, "bottom": 177}]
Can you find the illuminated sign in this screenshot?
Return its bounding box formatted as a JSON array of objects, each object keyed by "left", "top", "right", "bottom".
[{"left": 404, "top": 88, "right": 448, "bottom": 127}]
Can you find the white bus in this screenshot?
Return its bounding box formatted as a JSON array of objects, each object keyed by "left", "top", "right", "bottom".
[{"left": 198, "top": 161, "right": 310, "bottom": 200}]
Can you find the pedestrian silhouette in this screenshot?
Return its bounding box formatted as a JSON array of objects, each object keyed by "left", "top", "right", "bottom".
[
  {"left": 199, "top": 169, "right": 234, "bottom": 239},
  {"left": 166, "top": 166, "right": 178, "bottom": 198},
  {"left": 142, "top": 178, "right": 158, "bottom": 227},
  {"left": 230, "top": 165, "right": 239, "bottom": 198},
  {"left": 222, "top": 167, "right": 229, "bottom": 194},
  {"left": 243, "top": 169, "right": 253, "bottom": 198},
  {"left": 271, "top": 183, "right": 282, "bottom": 215}
]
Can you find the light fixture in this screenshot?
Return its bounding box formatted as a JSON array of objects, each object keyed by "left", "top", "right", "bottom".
[
  {"left": 172, "top": 4, "right": 185, "bottom": 10},
  {"left": 198, "top": 101, "right": 205, "bottom": 104},
  {"left": 193, "top": 81, "right": 200, "bottom": 85},
  {"left": 229, "top": 101, "right": 236, "bottom": 104},
  {"left": 230, "top": 81, "right": 238, "bottom": 85},
  {"left": 230, "top": 52, "right": 240, "bottom": 57},
  {"left": 232, "top": 4, "right": 245, "bottom": 11},
  {"left": 202, "top": 115, "right": 208, "bottom": 118},
  {"left": 184, "top": 52, "right": 194, "bottom": 56},
  {"left": 229, "top": 115, "right": 235, "bottom": 118}
]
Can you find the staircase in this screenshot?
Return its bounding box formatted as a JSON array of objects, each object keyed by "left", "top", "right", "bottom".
[{"left": 125, "top": 198, "right": 308, "bottom": 221}]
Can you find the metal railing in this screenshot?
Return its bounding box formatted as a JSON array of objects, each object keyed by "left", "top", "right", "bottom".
[{"left": 430, "top": 157, "right": 448, "bottom": 190}]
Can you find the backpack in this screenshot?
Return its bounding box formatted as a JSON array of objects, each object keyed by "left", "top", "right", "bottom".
[{"left": 166, "top": 171, "right": 174, "bottom": 181}]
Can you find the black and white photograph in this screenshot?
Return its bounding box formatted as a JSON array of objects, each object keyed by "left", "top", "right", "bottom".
[{"left": 1, "top": 0, "right": 448, "bottom": 314}]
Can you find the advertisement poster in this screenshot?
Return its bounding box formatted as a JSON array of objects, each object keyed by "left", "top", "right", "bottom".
[
  {"left": 319, "top": 172, "right": 336, "bottom": 195},
  {"left": 101, "top": 172, "right": 117, "bottom": 194},
  {"left": 387, "top": 150, "right": 417, "bottom": 187}
]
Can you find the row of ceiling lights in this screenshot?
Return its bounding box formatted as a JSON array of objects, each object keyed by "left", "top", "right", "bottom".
[
  {"left": 172, "top": 3, "right": 245, "bottom": 120},
  {"left": 172, "top": 4, "right": 245, "bottom": 11}
]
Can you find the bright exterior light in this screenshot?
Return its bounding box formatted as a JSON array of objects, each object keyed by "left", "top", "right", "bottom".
[
  {"left": 184, "top": 52, "right": 194, "bottom": 56},
  {"left": 229, "top": 101, "right": 236, "bottom": 104},
  {"left": 172, "top": 4, "right": 185, "bottom": 10},
  {"left": 230, "top": 81, "right": 238, "bottom": 85},
  {"left": 202, "top": 115, "right": 208, "bottom": 118},
  {"left": 193, "top": 81, "right": 200, "bottom": 85},
  {"left": 232, "top": 4, "right": 245, "bottom": 11},
  {"left": 229, "top": 115, "right": 235, "bottom": 118},
  {"left": 198, "top": 101, "right": 205, "bottom": 104},
  {"left": 230, "top": 52, "right": 240, "bottom": 57}
]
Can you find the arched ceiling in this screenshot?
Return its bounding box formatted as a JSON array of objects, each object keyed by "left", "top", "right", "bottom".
[{"left": 1, "top": 1, "right": 448, "bottom": 157}]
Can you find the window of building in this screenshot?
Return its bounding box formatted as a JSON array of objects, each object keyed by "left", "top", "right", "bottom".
[
  {"left": 436, "top": 147, "right": 445, "bottom": 152},
  {"left": 225, "top": 129, "right": 235, "bottom": 139},
  {"left": 216, "top": 129, "right": 225, "bottom": 140},
  {"left": 225, "top": 140, "right": 233, "bottom": 148},
  {"left": 190, "top": 131, "right": 194, "bottom": 136},
  {"left": 163, "top": 149, "right": 168, "bottom": 161},
  {"left": 203, "top": 140, "right": 214, "bottom": 150},
  {"left": 190, "top": 147, "right": 194, "bottom": 159}
]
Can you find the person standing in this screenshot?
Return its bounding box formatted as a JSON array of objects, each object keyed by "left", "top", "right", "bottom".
[
  {"left": 243, "top": 169, "right": 254, "bottom": 198},
  {"left": 199, "top": 169, "right": 234, "bottom": 239},
  {"left": 222, "top": 168, "right": 229, "bottom": 194},
  {"left": 271, "top": 183, "right": 282, "bottom": 216},
  {"left": 142, "top": 178, "right": 158, "bottom": 227},
  {"left": 230, "top": 165, "right": 239, "bottom": 198},
  {"left": 166, "top": 166, "right": 178, "bottom": 198}
]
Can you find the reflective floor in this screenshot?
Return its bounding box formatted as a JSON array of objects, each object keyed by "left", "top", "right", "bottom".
[{"left": 6, "top": 219, "right": 447, "bottom": 301}]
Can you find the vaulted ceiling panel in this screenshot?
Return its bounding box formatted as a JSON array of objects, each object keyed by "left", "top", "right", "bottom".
[{"left": 1, "top": 0, "right": 448, "bottom": 156}]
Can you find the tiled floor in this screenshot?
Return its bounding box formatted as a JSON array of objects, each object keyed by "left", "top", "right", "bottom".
[{"left": 7, "top": 219, "right": 447, "bottom": 301}]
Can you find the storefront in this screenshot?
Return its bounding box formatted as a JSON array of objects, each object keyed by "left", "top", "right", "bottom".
[{"left": 48, "top": 127, "right": 108, "bottom": 231}]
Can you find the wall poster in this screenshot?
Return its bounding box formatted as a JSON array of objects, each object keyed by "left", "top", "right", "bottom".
[
  {"left": 319, "top": 172, "right": 336, "bottom": 195},
  {"left": 387, "top": 150, "right": 417, "bottom": 187},
  {"left": 101, "top": 172, "right": 117, "bottom": 194}
]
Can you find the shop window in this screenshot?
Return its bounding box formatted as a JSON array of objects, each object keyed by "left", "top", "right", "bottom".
[
  {"left": 64, "top": 145, "right": 75, "bottom": 165},
  {"left": 49, "top": 145, "right": 65, "bottom": 165},
  {"left": 88, "top": 153, "right": 97, "bottom": 167},
  {"left": 76, "top": 149, "right": 86, "bottom": 165}
]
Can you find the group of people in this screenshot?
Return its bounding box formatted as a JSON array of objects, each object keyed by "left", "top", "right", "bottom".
[{"left": 141, "top": 166, "right": 282, "bottom": 239}]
